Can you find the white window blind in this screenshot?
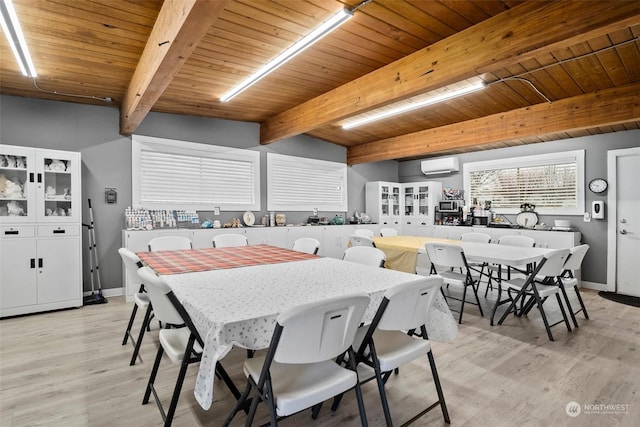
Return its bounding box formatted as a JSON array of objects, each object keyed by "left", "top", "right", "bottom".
[
  {"left": 267, "top": 153, "right": 347, "bottom": 211},
  {"left": 463, "top": 150, "right": 585, "bottom": 215},
  {"left": 132, "top": 135, "right": 260, "bottom": 210}
]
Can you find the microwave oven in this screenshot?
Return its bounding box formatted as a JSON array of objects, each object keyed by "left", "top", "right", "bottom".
[{"left": 439, "top": 200, "right": 460, "bottom": 212}]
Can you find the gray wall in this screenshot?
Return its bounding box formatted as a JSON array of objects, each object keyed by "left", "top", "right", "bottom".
[
  {"left": 0, "top": 95, "right": 398, "bottom": 291},
  {"left": 3, "top": 93, "right": 636, "bottom": 289},
  {"left": 399, "top": 130, "right": 640, "bottom": 285}
]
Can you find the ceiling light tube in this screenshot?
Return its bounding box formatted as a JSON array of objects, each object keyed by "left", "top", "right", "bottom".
[
  {"left": 342, "top": 82, "right": 486, "bottom": 130},
  {"left": 220, "top": 8, "right": 352, "bottom": 102},
  {"left": 0, "top": 0, "right": 36, "bottom": 77}
]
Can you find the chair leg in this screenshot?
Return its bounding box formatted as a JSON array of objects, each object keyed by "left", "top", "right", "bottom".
[
  {"left": 470, "top": 281, "right": 484, "bottom": 317},
  {"left": 531, "top": 290, "right": 555, "bottom": 341},
  {"left": 559, "top": 285, "right": 579, "bottom": 329},
  {"left": 164, "top": 340, "right": 196, "bottom": 427},
  {"left": 573, "top": 285, "right": 590, "bottom": 319},
  {"left": 130, "top": 304, "right": 152, "bottom": 366},
  {"left": 427, "top": 350, "right": 450, "bottom": 424},
  {"left": 143, "top": 344, "right": 165, "bottom": 404},
  {"left": 122, "top": 303, "right": 139, "bottom": 345},
  {"left": 457, "top": 284, "right": 468, "bottom": 324},
  {"left": 346, "top": 348, "right": 369, "bottom": 427},
  {"left": 554, "top": 293, "right": 572, "bottom": 332},
  {"left": 222, "top": 381, "right": 253, "bottom": 427}
]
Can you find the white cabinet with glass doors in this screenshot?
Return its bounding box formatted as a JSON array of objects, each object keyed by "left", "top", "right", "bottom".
[
  {"left": 365, "top": 181, "right": 402, "bottom": 226},
  {"left": 0, "top": 145, "right": 81, "bottom": 223},
  {"left": 402, "top": 181, "right": 442, "bottom": 227},
  {"left": 0, "top": 145, "right": 82, "bottom": 317}
]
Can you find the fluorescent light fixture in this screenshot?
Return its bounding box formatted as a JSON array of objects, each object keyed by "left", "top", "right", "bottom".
[
  {"left": 220, "top": 8, "right": 352, "bottom": 102},
  {"left": 342, "top": 81, "right": 486, "bottom": 129},
  {"left": 0, "top": 0, "right": 36, "bottom": 77}
]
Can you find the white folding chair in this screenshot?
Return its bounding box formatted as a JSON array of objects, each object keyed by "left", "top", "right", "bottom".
[
  {"left": 495, "top": 249, "right": 572, "bottom": 341},
  {"left": 118, "top": 248, "right": 152, "bottom": 366},
  {"left": 379, "top": 227, "right": 398, "bottom": 237},
  {"left": 334, "top": 277, "right": 449, "bottom": 426},
  {"left": 558, "top": 244, "right": 590, "bottom": 328},
  {"left": 460, "top": 232, "right": 491, "bottom": 283},
  {"left": 349, "top": 234, "right": 376, "bottom": 248},
  {"left": 353, "top": 228, "right": 375, "bottom": 238},
  {"left": 485, "top": 234, "right": 536, "bottom": 296},
  {"left": 148, "top": 236, "right": 192, "bottom": 251},
  {"left": 425, "top": 242, "right": 484, "bottom": 324},
  {"left": 223, "top": 293, "right": 371, "bottom": 427},
  {"left": 137, "top": 267, "right": 240, "bottom": 427},
  {"left": 213, "top": 233, "right": 248, "bottom": 248},
  {"left": 291, "top": 237, "right": 320, "bottom": 255},
  {"left": 342, "top": 246, "right": 386, "bottom": 268}
]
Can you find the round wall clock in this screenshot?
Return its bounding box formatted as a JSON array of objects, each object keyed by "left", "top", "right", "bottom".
[{"left": 588, "top": 178, "right": 608, "bottom": 193}]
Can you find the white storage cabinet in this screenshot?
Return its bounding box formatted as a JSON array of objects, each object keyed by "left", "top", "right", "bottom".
[
  {"left": 0, "top": 145, "right": 82, "bottom": 317},
  {"left": 365, "top": 182, "right": 402, "bottom": 226},
  {"left": 401, "top": 181, "right": 442, "bottom": 227}
]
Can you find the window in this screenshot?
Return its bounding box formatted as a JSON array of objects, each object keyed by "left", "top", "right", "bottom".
[
  {"left": 132, "top": 135, "right": 260, "bottom": 210},
  {"left": 463, "top": 150, "right": 585, "bottom": 215},
  {"left": 267, "top": 153, "right": 347, "bottom": 211}
]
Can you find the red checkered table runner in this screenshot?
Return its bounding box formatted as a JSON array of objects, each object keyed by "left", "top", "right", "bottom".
[{"left": 137, "top": 244, "right": 318, "bottom": 275}]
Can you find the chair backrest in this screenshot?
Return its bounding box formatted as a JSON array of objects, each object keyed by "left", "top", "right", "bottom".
[
  {"left": 349, "top": 234, "right": 376, "bottom": 247},
  {"left": 291, "top": 237, "right": 320, "bottom": 255},
  {"left": 498, "top": 235, "right": 535, "bottom": 247},
  {"left": 213, "top": 233, "right": 248, "bottom": 248},
  {"left": 273, "top": 293, "right": 370, "bottom": 364},
  {"left": 461, "top": 232, "right": 491, "bottom": 243},
  {"left": 563, "top": 244, "right": 589, "bottom": 271},
  {"left": 342, "top": 246, "right": 386, "bottom": 267},
  {"left": 148, "top": 236, "right": 192, "bottom": 251},
  {"left": 536, "top": 248, "right": 571, "bottom": 277},
  {"left": 118, "top": 247, "right": 144, "bottom": 288},
  {"left": 379, "top": 227, "right": 398, "bottom": 237},
  {"left": 375, "top": 277, "right": 443, "bottom": 331},
  {"left": 136, "top": 266, "right": 185, "bottom": 326},
  {"left": 353, "top": 228, "right": 375, "bottom": 238},
  {"left": 425, "top": 242, "right": 467, "bottom": 270}
]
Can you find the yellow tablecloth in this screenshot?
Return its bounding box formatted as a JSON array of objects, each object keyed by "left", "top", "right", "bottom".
[{"left": 373, "top": 236, "right": 460, "bottom": 273}]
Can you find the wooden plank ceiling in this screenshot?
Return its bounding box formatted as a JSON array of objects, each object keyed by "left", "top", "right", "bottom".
[{"left": 1, "top": 0, "right": 639, "bottom": 164}]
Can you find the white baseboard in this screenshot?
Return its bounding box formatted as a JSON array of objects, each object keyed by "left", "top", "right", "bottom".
[
  {"left": 580, "top": 281, "right": 607, "bottom": 292},
  {"left": 83, "top": 287, "right": 124, "bottom": 298}
]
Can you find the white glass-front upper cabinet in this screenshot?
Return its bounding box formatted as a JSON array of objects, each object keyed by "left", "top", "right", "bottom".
[
  {"left": 402, "top": 181, "right": 442, "bottom": 226},
  {"left": 0, "top": 145, "right": 81, "bottom": 223},
  {"left": 366, "top": 181, "right": 402, "bottom": 225}
]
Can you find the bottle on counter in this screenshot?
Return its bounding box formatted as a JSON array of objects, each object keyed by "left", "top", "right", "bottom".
[{"left": 269, "top": 211, "right": 275, "bottom": 227}]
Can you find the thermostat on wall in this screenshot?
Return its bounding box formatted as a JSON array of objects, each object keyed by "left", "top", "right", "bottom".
[{"left": 105, "top": 188, "right": 117, "bottom": 204}]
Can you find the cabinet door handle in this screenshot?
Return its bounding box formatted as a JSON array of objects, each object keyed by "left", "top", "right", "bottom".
[
  {"left": 30, "top": 172, "right": 35, "bottom": 182},
  {"left": 4, "top": 230, "right": 19, "bottom": 235},
  {"left": 53, "top": 229, "right": 66, "bottom": 234},
  {"left": 31, "top": 258, "right": 36, "bottom": 269},
  {"left": 38, "top": 258, "right": 43, "bottom": 268},
  {"left": 37, "top": 173, "right": 42, "bottom": 183}
]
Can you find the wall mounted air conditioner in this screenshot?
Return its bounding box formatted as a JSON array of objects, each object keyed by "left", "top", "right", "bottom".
[{"left": 421, "top": 157, "right": 460, "bottom": 175}]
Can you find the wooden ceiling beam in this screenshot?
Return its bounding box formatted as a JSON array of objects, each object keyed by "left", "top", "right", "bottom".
[
  {"left": 260, "top": 1, "right": 640, "bottom": 145},
  {"left": 346, "top": 83, "right": 640, "bottom": 165},
  {"left": 119, "top": 0, "right": 228, "bottom": 136}
]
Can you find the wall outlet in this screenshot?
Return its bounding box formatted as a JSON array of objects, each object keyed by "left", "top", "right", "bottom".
[
  {"left": 214, "top": 207, "right": 220, "bottom": 215},
  {"left": 583, "top": 212, "right": 591, "bottom": 222},
  {"left": 313, "top": 208, "right": 318, "bottom": 215}
]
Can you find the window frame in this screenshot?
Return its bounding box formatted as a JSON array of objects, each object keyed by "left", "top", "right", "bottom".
[
  {"left": 267, "top": 152, "right": 348, "bottom": 212},
  {"left": 132, "top": 135, "right": 260, "bottom": 211},
  {"left": 463, "top": 150, "right": 585, "bottom": 215}
]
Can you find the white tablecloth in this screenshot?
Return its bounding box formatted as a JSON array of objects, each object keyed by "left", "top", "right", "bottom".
[{"left": 162, "top": 257, "right": 457, "bottom": 410}]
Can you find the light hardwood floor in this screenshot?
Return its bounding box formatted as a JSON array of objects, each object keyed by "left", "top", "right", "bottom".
[{"left": 1, "top": 287, "right": 638, "bottom": 427}]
